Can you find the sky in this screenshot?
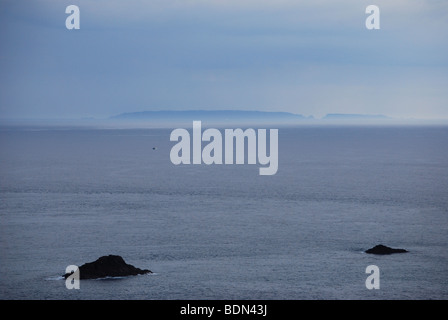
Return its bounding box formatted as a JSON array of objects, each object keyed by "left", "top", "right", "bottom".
[{"left": 0, "top": 0, "right": 447, "bottom": 120}]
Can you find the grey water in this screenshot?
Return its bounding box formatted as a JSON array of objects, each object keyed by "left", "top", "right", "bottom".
[{"left": 0, "top": 125, "right": 447, "bottom": 300}]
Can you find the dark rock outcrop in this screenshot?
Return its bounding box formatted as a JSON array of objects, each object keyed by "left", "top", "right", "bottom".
[
  {"left": 365, "top": 244, "right": 408, "bottom": 255},
  {"left": 64, "top": 255, "right": 152, "bottom": 280}
]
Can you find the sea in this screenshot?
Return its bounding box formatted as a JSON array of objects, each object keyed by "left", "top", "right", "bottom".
[{"left": 0, "top": 124, "right": 447, "bottom": 300}]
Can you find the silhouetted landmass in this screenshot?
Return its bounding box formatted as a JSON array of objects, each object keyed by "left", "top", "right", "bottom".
[
  {"left": 365, "top": 244, "right": 408, "bottom": 255},
  {"left": 324, "top": 113, "right": 388, "bottom": 120},
  {"left": 110, "top": 111, "right": 394, "bottom": 124},
  {"left": 63, "top": 255, "right": 152, "bottom": 280},
  {"left": 110, "top": 110, "right": 307, "bottom": 123}
]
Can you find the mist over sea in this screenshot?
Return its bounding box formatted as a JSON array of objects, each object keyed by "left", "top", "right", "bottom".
[{"left": 0, "top": 124, "right": 447, "bottom": 299}]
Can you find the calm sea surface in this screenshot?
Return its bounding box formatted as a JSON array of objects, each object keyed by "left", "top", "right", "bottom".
[{"left": 0, "top": 125, "right": 447, "bottom": 299}]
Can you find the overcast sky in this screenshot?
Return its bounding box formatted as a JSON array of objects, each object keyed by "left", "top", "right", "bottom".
[{"left": 0, "top": 0, "right": 447, "bottom": 120}]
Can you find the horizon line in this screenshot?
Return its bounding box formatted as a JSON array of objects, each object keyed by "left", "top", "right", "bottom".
[{"left": 2, "top": 109, "right": 448, "bottom": 122}]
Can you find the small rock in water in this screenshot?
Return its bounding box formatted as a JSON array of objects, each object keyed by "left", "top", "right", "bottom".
[
  {"left": 63, "top": 255, "right": 152, "bottom": 280},
  {"left": 365, "top": 244, "right": 408, "bottom": 255}
]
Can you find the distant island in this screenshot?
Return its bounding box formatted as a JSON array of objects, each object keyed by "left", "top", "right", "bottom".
[
  {"left": 110, "top": 110, "right": 390, "bottom": 123},
  {"left": 110, "top": 110, "right": 308, "bottom": 124}
]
